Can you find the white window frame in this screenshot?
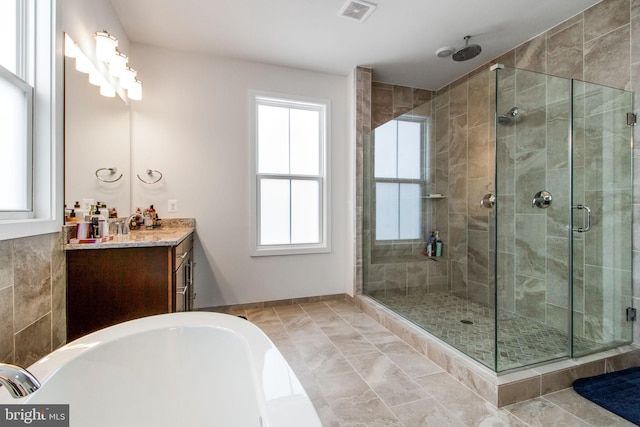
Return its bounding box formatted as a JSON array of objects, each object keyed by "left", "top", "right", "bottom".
[
  {"left": 250, "top": 90, "right": 331, "bottom": 256},
  {"left": 0, "top": 0, "right": 63, "bottom": 240},
  {"left": 373, "top": 115, "right": 428, "bottom": 243}
]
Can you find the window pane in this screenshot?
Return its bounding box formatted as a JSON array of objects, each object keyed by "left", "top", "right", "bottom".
[
  {"left": 290, "top": 109, "right": 319, "bottom": 175},
  {"left": 397, "top": 121, "right": 421, "bottom": 179},
  {"left": 399, "top": 184, "right": 421, "bottom": 239},
  {"left": 0, "top": 76, "right": 28, "bottom": 210},
  {"left": 291, "top": 180, "right": 319, "bottom": 244},
  {"left": 260, "top": 179, "right": 290, "bottom": 245},
  {"left": 376, "top": 183, "right": 399, "bottom": 240},
  {"left": 0, "top": 1, "right": 17, "bottom": 74},
  {"left": 258, "top": 104, "right": 289, "bottom": 174},
  {"left": 374, "top": 121, "right": 397, "bottom": 178}
]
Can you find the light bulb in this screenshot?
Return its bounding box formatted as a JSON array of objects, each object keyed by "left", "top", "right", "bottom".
[
  {"left": 89, "top": 69, "right": 106, "bottom": 86},
  {"left": 128, "top": 79, "right": 142, "bottom": 100},
  {"left": 120, "top": 67, "right": 137, "bottom": 89},
  {"left": 95, "top": 31, "right": 118, "bottom": 62},
  {"left": 108, "top": 51, "right": 128, "bottom": 78},
  {"left": 100, "top": 84, "right": 116, "bottom": 97}
]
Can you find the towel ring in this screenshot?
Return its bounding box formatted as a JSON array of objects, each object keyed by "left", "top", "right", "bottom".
[
  {"left": 137, "top": 169, "right": 163, "bottom": 184},
  {"left": 95, "top": 167, "right": 123, "bottom": 183}
]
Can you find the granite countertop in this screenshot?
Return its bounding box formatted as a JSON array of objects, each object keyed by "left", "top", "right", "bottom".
[{"left": 64, "top": 218, "right": 195, "bottom": 251}]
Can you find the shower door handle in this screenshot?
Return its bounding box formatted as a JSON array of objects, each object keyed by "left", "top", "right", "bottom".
[{"left": 572, "top": 204, "right": 592, "bottom": 233}]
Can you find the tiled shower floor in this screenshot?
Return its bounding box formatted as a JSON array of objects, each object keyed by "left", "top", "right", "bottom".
[{"left": 372, "top": 292, "right": 598, "bottom": 371}]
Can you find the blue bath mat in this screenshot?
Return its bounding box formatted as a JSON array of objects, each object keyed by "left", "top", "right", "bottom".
[{"left": 573, "top": 367, "right": 640, "bottom": 425}]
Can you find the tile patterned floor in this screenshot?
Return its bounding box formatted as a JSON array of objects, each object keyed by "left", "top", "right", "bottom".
[
  {"left": 228, "top": 300, "right": 634, "bottom": 426},
  {"left": 373, "top": 292, "right": 599, "bottom": 371}
]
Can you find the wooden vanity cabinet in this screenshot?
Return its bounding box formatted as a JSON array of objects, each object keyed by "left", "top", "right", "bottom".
[{"left": 66, "top": 234, "right": 194, "bottom": 341}]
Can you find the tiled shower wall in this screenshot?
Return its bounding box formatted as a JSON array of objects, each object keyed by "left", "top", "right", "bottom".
[
  {"left": 363, "top": 83, "right": 452, "bottom": 297},
  {"left": 0, "top": 234, "right": 66, "bottom": 366},
  {"left": 357, "top": 0, "right": 640, "bottom": 345}
]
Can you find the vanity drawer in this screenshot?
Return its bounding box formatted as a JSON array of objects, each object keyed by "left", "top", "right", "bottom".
[{"left": 174, "top": 234, "right": 193, "bottom": 271}]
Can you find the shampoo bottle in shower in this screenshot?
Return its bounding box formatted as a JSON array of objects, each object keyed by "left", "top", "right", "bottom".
[
  {"left": 435, "top": 231, "right": 442, "bottom": 257},
  {"left": 427, "top": 232, "right": 436, "bottom": 256}
]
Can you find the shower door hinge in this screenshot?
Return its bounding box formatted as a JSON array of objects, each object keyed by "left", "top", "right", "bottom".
[
  {"left": 626, "top": 113, "right": 637, "bottom": 127},
  {"left": 626, "top": 307, "right": 637, "bottom": 322}
]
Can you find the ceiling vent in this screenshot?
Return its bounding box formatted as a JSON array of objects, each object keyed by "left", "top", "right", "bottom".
[{"left": 338, "top": 0, "right": 377, "bottom": 23}]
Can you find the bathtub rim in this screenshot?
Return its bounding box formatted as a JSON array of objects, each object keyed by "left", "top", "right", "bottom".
[{"left": 0, "top": 312, "right": 322, "bottom": 426}]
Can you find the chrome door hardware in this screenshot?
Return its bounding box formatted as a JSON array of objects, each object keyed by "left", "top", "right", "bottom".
[
  {"left": 480, "top": 193, "right": 495, "bottom": 209},
  {"left": 627, "top": 112, "right": 637, "bottom": 127},
  {"left": 572, "top": 204, "right": 592, "bottom": 233},
  {"left": 532, "top": 190, "right": 552, "bottom": 208}
]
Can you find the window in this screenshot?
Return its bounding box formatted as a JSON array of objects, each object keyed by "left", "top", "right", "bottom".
[
  {"left": 251, "top": 92, "right": 330, "bottom": 256},
  {"left": 373, "top": 116, "right": 427, "bottom": 241},
  {"left": 0, "top": 0, "right": 62, "bottom": 239}
]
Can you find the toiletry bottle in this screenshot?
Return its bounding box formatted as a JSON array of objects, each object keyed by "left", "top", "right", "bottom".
[
  {"left": 91, "top": 216, "right": 100, "bottom": 238},
  {"left": 435, "top": 231, "right": 443, "bottom": 257},
  {"left": 68, "top": 209, "right": 77, "bottom": 223},
  {"left": 144, "top": 208, "right": 153, "bottom": 228},
  {"left": 150, "top": 205, "right": 157, "bottom": 226},
  {"left": 428, "top": 232, "right": 436, "bottom": 256},
  {"left": 99, "top": 202, "right": 109, "bottom": 219}
]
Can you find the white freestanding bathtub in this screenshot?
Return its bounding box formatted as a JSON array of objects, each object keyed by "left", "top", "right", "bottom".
[{"left": 0, "top": 312, "right": 321, "bottom": 427}]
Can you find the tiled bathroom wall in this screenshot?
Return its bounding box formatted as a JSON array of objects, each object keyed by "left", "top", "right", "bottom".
[
  {"left": 362, "top": 82, "right": 450, "bottom": 298},
  {"left": 0, "top": 233, "right": 66, "bottom": 366},
  {"left": 357, "top": 0, "right": 640, "bottom": 346}
]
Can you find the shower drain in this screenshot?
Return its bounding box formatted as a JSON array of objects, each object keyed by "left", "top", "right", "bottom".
[{"left": 460, "top": 319, "right": 474, "bottom": 325}]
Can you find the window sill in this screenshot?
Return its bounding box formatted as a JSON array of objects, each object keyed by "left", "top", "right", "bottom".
[{"left": 251, "top": 244, "right": 331, "bottom": 257}]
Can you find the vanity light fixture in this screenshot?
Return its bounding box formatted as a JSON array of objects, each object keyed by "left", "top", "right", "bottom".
[
  {"left": 108, "top": 51, "right": 128, "bottom": 77},
  {"left": 120, "top": 67, "right": 137, "bottom": 89},
  {"left": 94, "top": 31, "right": 118, "bottom": 62},
  {"left": 64, "top": 32, "right": 143, "bottom": 101},
  {"left": 74, "top": 50, "right": 93, "bottom": 74},
  {"left": 128, "top": 79, "right": 142, "bottom": 101}
]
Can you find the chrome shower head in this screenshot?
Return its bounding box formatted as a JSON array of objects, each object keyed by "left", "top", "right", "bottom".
[{"left": 452, "top": 36, "right": 482, "bottom": 62}]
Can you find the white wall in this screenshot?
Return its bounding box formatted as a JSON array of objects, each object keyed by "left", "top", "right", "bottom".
[{"left": 130, "top": 44, "right": 352, "bottom": 308}]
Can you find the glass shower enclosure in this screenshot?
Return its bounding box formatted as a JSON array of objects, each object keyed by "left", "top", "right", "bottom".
[{"left": 362, "top": 65, "right": 634, "bottom": 373}]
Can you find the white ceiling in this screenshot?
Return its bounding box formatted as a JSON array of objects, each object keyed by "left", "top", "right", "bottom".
[{"left": 109, "top": 0, "right": 602, "bottom": 90}]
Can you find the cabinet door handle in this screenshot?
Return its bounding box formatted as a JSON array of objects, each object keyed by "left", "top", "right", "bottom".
[
  {"left": 176, "top": 285, "right": 189, "bottom": 296},
  {"left": 176, "top": 252, "right": 188, "bottom": 259}
]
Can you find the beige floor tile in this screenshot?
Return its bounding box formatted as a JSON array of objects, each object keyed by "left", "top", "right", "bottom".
[
  {"left": 543, "top": 388, "right": 636, "bottom": 426},
  {"left": 348, "top": 351, "right": 430, "bottom": 407},
  {"left": 324, "top": 328, "right": 378, "bottom": 356},
  {"left": 253, "top": 301, "right": 635, "bottom": 427},
  {"left": 281, "top": 313, "right": 325, "bottom": 340},
  {"left": 416, "top": 372, "right": 527, "bottom": 426},
  {"left": 316, "top": 371, "right": 374, "bottom": 402},
  {"left": 330, "top": 393, "right": 403, "bottom": 427},
  {"left": 294, "top": 335, "right": 355, "bottom": 377},
  {"left": 505, "top": 397, "right": 591, "bottom": 426},
  {"left": 390, "top": 398, "right": 467, "bottom": 427},
  {"left": 273, "top": 304, "right": 306, "bottom": 316},
  {"left": 376, "top": 341, "right": 443, "bottom": 378},
  {"left": 245, "top": 307, "right": 280, "bottom": 325}
]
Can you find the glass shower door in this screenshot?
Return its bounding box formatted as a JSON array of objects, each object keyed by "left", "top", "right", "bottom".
[
  {"left": 495, "top": 66, "right": 572, "bottom": 371},
  {"left": 571, "top": 80, "right": 634, "bottom": 357}
]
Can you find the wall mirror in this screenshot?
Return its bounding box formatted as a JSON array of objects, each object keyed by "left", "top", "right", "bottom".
[{"left": 64, "top": 56, "right": 131, "bottom": 217}]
